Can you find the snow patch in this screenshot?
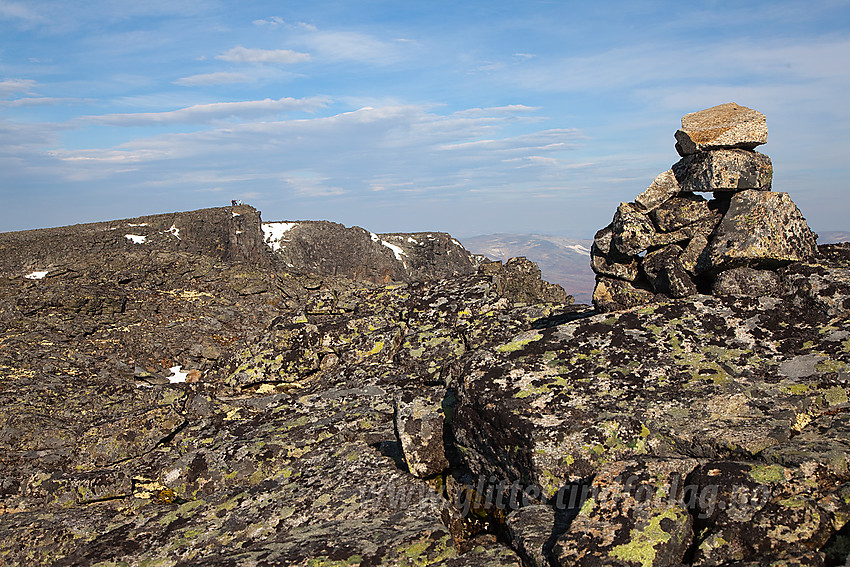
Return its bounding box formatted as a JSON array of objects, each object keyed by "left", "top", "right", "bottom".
[
  {"left": 127, "top": 223, "right": 148, "bottom": 227},
  {"left": 370, "top": 232, "right": 380, "bottom": 243},
  {"left": 407, "top": 237, "right": 420, "bottom": 245},
  {"left": 380, "top": 240, "right": 408, "bottom": 264},
  {"left": 451, "top": 239, "right": 462, "bottom": 248},
  {"left": 125, "top": 234, "right": 147, "bottom": 244},
  {"left": 168, "top": 365, "right": 188, "bottom": 384},
  {"left": 567, "top": 244, "right": 591, "bottom": 255},
  {"left": 24, "top": 270, "right": 49, "bottom": 280},
  {"left": 232, "top": 212, "right": 241, "bottom": 217},
  {"left": 166, "top": 224, "right": 181, "bottom": 240},
  {"left": 262, "top": 222, "right": 297, "bottom": 251}
]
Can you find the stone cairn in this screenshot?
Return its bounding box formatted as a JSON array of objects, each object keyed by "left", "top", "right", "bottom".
[{"left": 591, "top": 103, "right": 818, "bottom": 312}]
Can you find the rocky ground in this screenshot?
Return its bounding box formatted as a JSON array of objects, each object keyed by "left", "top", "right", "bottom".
[{"left": 0, "top": 204, "right": 848, "bottom": 566}]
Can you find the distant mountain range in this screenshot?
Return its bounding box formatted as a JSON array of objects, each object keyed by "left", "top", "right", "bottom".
[
  {"left": 820, "top": 231, "right": 850, "bottom": 244},
  {"left": 462, "top": 231, "right": 850, "bottom": 305},
  {"left": 461, "top": 234, "right": 595, "bottom": 304}
]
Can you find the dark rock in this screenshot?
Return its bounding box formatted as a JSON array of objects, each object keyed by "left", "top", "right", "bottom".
[
  {"left": 591, "top": 225, "right": 641, "bottom": 282},
  {"left": 505, "top": 505, "right": 555, "bottom": 567},
  {"left": 699, "top": 190, "right": 818, "bottom": 274},
  {"left": 673, "top": 149, "right": 773, "bottom": 193},
  {"left": 643, "top": 245, "right": 698, "bottom": 298},
  {"left": 490, "top": 257, "right": 571, "bottom": 305},
  {"left": 711, "top": 266, "right": 782, "bottom": 296},
  {"left": 263, "top": 220, "right": 477, "bottom": 284}
]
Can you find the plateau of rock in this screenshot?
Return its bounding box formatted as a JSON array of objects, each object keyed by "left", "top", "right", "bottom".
[{"left": 0, "top": 104, "right": 848, "bottom": 567}]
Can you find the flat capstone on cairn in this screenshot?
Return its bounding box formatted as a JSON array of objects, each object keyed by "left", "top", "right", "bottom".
[{"left": 591, "top": 102, "right": 818, "bottom": 312}]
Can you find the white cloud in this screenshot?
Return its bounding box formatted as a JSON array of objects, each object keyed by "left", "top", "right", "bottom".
[
  {"left": 174, "top": 72, "right": 254, "bottom": 86},
  {"left": 44, "top": 105, "right": 585, "bottom": 204},
  {"left": 252, "top": 16, "right": 284, "bottom": 28},
  {"left": 295, "top": 29, "right": 404, "bottom": 64},
  {"left": 0, "top": 79, "right": 37, "bottom": 98},
  {"left": 78, "top": 96, "right": 331, "bottom": 126},
  {"left": 0, "top": 96, "right": 85, "bottom": 107},
  {"left": 216, "top": 46, "right": 311, "bottom": 65}
]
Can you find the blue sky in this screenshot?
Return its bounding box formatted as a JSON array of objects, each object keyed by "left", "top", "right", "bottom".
[{"left": 1, "top": 1, "right": 849, "bottom": 238}]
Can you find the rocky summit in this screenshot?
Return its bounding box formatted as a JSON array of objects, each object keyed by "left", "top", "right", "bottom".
[
  {"left": 592, "top": 103, "right": 819, "bottom": 313},
  {"left": 0, "top": 107, "right": 849, "bottom": 567}
]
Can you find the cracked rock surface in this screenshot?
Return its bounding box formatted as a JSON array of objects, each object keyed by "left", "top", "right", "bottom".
[{"left": 0, "top": 202, "right": 848, "bottom": 566}]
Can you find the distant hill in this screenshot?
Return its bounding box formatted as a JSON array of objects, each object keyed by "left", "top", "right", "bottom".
[
  {"left": 461, "top": 233, "right": 595, "bottom": 304},
  {"left": 819, "top": 231, "right": 850, "bottom": 244}
]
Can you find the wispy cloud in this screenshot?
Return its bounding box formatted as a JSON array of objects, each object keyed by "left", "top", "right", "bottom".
[
  {"left": 0, "top": 79, "right": 37, "bottom": 98},
  {"left": 174, "top": 72, "right": 254, "bottom": 86},
  {"left": 0, "top": 96, "right": 86, "bottom": 107},
  {"left": 252, "top": 16, "right": 284, "bottom": 28},
  {"left": 77, "top": 96, "right": 331, "bottom": 126},
  {"left": 216, "top": 46, "right": 311, "bottom": 65},
  {"left": 295, "top": 29, "right": 406, "bottom": 64}
]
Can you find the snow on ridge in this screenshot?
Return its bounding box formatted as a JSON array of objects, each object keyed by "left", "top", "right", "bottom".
[
  {"left": 167, "top": 224, "right": 181, "bottom": 240},
  {"left": 125, "top": 234, "right": 147, "bottom": 244},
  {"left": 380, "top": 240, "right": 407, "bottom": 263},
  {"left": 566, "top": 244, "right": 591, "bottom": 255},
  {"left": 25, "top": 270, "right": 49, "bottom": 280},
  {"left": 262, "top": 222, "right": 297, "bottom": 251},
  {"left": 127, "top": 222, "right": 148, "bottom": 227}
]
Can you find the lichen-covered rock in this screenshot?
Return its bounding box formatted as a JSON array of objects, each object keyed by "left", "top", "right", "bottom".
[
  {"left": 649, "top": 193, "right": 718, "bottom": 233},
  {"left": 592, "top": 275, "right": 657, "bottom": 312},
  {"left": 453, "top": 274, "right": 850, "bottom": 563},
  {"left": 699, "top": 190, "right": 818, "bottom": 274},
  {"left": 643, "top": 244, "right": 698, "bottom": 298},
  {"left": 591, "top": 224, "right": 641, "bottom": 282},
  {"left": 490, "top": 256, "right": 571, "bottom": 305},
  {"left": 394, "top": 391, "right": 451, "bottom": 478},
  {"left": 673, "top": 149, "right": 773, "bottom": 193},
  {"left": 635, "top": 169, "right": 681, "bottom": 212},
  {"left": 553, "top": 459, "right": 698, "bottom": 566},
  {"left": 612, "top": 202, "right": 658, "bottom": 256},
  {"left": 674, "top": 102, "right": 768, "bottom": 156},
  {"left": 711, "top": 266, "right": 782, "bottom": 296}
]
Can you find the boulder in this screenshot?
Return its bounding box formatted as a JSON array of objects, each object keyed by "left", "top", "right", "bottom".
[
  {"left": 673, "top": 149, "right": 773, "bottom": 193},
  {"left": 711, "top": 266, "right": 782, "bottom": 296},
  {"left": 505, "top": 505, "right": 556, "bottom": 567},
  {"left": 674, "top": 102, "right": 768, "bottom": 156},
  {"left": 394, "top": 391, "right": 451, "bottom": 478},
  {"left": 680, "top": 233, "right": 709, "bottom": 275},
  {"left": 635, "top": 169, "right": 681, "bottom": 212},
  {"left": 649, "top": 193, "right": 717, "bottom": 233},
  {"left": 699, "top": 190, "right": 818, "bottom": 274},
  {"left": 592, "top": 276, "right": 656, "bottom": 312},
  {"left": 643, "top": 245, "right": 698, "bottom": 298},
  {"left": 491, "top": 256, "right": 571, "bottom": 305},
  {"left": 611, "top": 202, "right": 657, "bottom": 256}
]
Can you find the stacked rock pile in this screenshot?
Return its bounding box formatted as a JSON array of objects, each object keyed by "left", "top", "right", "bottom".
[{"left": 591, "top": 103, "right": 818, "bottom": 312}]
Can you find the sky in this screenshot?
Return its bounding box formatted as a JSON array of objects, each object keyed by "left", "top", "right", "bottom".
[{"left": 1, "top": 0, "right": 849, "bottom": 239}]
